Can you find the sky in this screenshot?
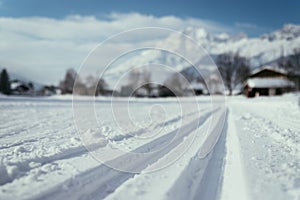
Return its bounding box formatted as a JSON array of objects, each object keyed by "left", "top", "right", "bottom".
[
  {"left": 1, "top": 0, "right": 300, "bottom": 33},
  {"left": 0, "top": 0, "right": 299, "bottom": 85}
]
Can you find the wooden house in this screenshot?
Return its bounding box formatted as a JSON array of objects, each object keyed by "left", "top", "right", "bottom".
[{"left": 244, "top": 66, "right": 294, "bottom": 97}]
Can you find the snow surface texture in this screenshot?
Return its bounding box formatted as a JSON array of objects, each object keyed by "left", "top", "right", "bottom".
[{"left": 0, "top": 95, "right": 300, "bottom": 200}]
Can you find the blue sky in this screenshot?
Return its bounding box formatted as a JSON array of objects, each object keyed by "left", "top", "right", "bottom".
[
  {"left": 0, "top": 0, "right": 299, "bottom": 85},
  {"left": 1, "top": 0, "right": 299, "bottom": 36}
]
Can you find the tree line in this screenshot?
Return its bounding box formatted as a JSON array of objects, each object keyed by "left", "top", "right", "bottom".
[
  {"left": 59, "top": 68, "right": 108, "bottom": 96},
  {"left": 2, "top": 48, "right": 300, "bottom": 96},
  {"left": 0, "top": 59, "right": 252, "bottom": 97}
]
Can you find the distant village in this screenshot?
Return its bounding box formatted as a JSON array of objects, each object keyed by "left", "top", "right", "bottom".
[{"left": 1, "top": 48, "right": 300, "bottom": 98}]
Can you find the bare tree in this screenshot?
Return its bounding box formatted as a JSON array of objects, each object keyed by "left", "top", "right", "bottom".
[
  {"left": 217, "top": 53, "right": 250, "bottom": 95},
  {"left": 59, "top": 68, "right": 77, "bottom": 94},
  {"left": 279, "top": 48, "right": 300, "bottom": 91},
  {"left": 294, "top": 48, "right": 300, "bottom": 71},
  {"left": 85, "top": 75, "right": 108, "bottom": 96},
  {"left": 207, "top": 70, "right": 224, "bottom": 95},
  {"left": 141, "top": 70, "right": 151, "bottom": 95},
  {"left": 278, "top": 45, "right": 286, "bottom": 70},
  {"left": 127, "top": 69, "right": 152, "bottom": 96},
  {"left": 279, "top": 48, "right": 300, "bottom": 75},
  {"left": 234, "top": 55, "right": 251, "bottom": 86},
  {"left": 164, "top": 72, "right": 189, "bottom": 96}
]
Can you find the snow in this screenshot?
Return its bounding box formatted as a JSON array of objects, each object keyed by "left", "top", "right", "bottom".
[
  {"left": 228, "top": 95, "right": 300, "bottom": 199},
  {"left": 247, "top": 78, "right": 294, "bottom": 88},
  {"left": 0, "top": 94, "right": 300, "bottom": 200},
  {"left": 102, "top": 25, "right": 300, "bottom": 83},
  {"left": 220, "top": 111, "right": 250, "bottom": 200},
  {"left": 10, "top": 82, "right": 22, "bottom": 90},
  {"left": 190, "top": 82, "right": 205, "bottom": 90},
  {"left": 250, "top": 65, "right": 287, "bottom": 76}
]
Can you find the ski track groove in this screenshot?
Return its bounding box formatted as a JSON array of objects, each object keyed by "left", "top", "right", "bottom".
[
  {"left": 0, "top": 107, "right": 209, "bottom": 189},
  {"left": 30, "top": 108, "right": 216, "bottom": 200},
  {"left": 111, "top": 109, "right": 204, "bottom": 142},
  {"left": 167, "top": 110, "right": 227, "bottom": 200}
]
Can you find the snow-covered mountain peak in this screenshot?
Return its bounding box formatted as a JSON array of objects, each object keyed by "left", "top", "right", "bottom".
[
  {"left": 229, "top": 32, "right": 248, "bottom": 42},
  {"left": 281, "top": 24, "right": 300, "bottom": 36},
  {"left": 265, "top": 24, "right": 300, "bottom": 41},
  {"left": 181, "top": 27, "right": 208, "bottom": 38},
  {"left": 214, "top": 32, "right": 230, "bottom": 42},
  {"left": 194, "top": 28, "right": 209, "bottom": 39},
  {"left": 104, "top": 24, "right": 300, "bottom": 85}
]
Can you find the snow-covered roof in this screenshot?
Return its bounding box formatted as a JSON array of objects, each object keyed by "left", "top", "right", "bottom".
[
  {"left": 10, "top": 82, "right": 22, "bottom": 90},
  {"left": 250, "top": 65, "right": 287, "bottom": 76},
  {"left": 190, "top": 82, "right": 205, "bottom": 90},
  {"left": 247, "top": 78, "right": 294, "bottom": 88},
  {"left": 135, "top": 87, "right": 148, "bottom": 96}
]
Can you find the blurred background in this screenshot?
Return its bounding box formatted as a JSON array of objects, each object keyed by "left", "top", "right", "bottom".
[{"left": 0, "top": 0, "right": 300, "bottom": 98}]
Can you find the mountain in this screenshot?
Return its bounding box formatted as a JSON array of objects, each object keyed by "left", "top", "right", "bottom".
[
  {"left": 104, "top": 24, "right": 300, "bottom": 84},
  {"left": 261, "top": 24, "right": 300, "bottom": 41},
  {"left": 178, "top": 24, "right": 300, "bottom": 67}
]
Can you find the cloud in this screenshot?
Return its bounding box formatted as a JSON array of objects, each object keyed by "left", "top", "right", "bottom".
[
  {"left": 0, "top": 12, "right": 234, "bottom": 85},
  {"left": 235, "top": 22, "right": 259, "bottom": 29},
  {"left": 234, "top": 22, "right": 271, "bottom": 35}
]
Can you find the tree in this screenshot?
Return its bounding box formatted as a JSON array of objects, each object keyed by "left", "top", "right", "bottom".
[
  {"left": 278, "top": 48, "right": 300, "bottom": 91},
  {"left": 293, "top": 48, "right": 300, "bottom": 71},
  {"left": 28, "top": 82, "right": 34, "bottom": 90},
  {"left": 217, "top": 53, "right": 250, "bottom": 95},
  {"left": 127, "top": 69, "right": 152, "bottom": 97},
  {"left": 96, "top": 78, "right": 108, "bottom": 96},
  {"left": 207, "top": 70, "right": 224, "bottom": 95},
  {"left": 164, "top": 72, "right": 189, "bottom": 96},
  {"left": 158, "top": 85, "right": 176, "bottom": 97},
  {"left": 141, "top": 70, "right": 151, "bottom": 95},
  {"left": 234, "top": 55, "right": 251, "bottom": 87},
  {"left": 279, "top": 48, "right": 300, "bottom": 75},
  {"left": 59, "top": 68, "right": 77, "bottom": 94},
  {"left": 0, "top": 69, "right": 11, "bottom": 95},
  {"left": 85, "top": 75, "right": 108, "bottom": 96}
]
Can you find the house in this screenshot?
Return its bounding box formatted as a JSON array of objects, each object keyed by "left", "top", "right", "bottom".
[
  {"left": 183, "top": 81, "right": 207, "bottom": 96},
  {"left": 40, "top": 85, "right": 61, "bottom": 96},
  {"left": 147, "top": 83, "right": 160, "bottom": 98},
  {"left": 134, "top": 87, "right": 148, "bottom": 97},
  {"left": 10, "top": 80, "right": 34, "bottom": 95},
  {"left": 244, "top": 66, "right": 294, "bottom": 97},
  {"left": 190, "top": 82, "right": 207, "bottom": 95}
]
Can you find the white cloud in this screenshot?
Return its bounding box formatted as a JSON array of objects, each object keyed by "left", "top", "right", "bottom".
[
  {"left": 0, "top": 12, "right": 234, "bottom": 85},
  {"left": 235, "top": 22, "right": 259, "bottom": 29},
  {"left": 234, "top": 22, "right": 271, "bottom": 34}
]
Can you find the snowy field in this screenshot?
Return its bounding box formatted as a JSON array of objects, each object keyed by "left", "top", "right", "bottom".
[{"left": 0, "top": 94, "right": 300, "bottom": 200}]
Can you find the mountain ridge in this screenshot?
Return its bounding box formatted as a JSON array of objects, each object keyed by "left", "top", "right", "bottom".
[{"left": 103, "top": 24, "right": 300, "bottom": 85}]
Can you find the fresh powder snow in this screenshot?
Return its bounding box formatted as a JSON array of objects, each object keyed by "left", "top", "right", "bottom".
[{"left": 0, "top": 94, "right": 299, "bottom": 200}]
